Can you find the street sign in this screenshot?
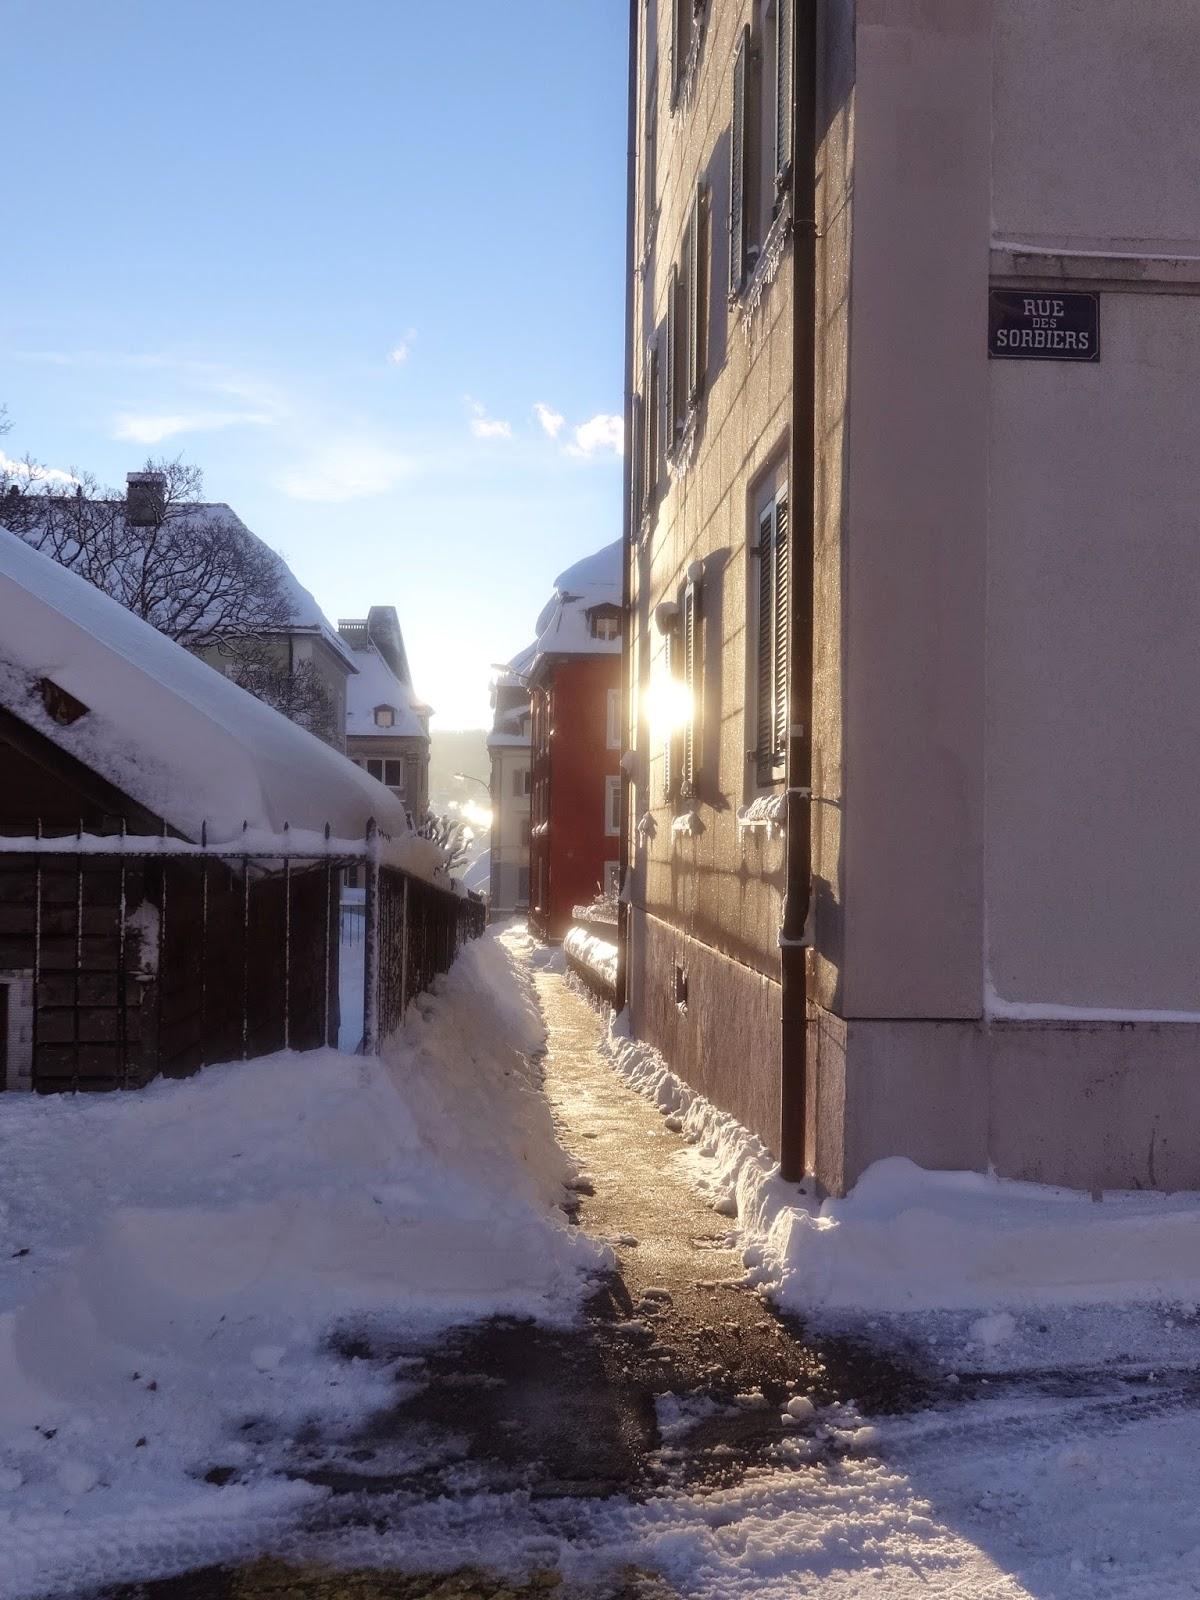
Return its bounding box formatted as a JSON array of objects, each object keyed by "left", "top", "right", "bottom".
[{"left": 988, "top": 289, "right": 1099, "bottom": 362}]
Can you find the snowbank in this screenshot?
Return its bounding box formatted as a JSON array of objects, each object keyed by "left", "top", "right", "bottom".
[
  {"left": 0, "top": 927, "right": 607, "bottom": 1599},
  {"left": 563, "top": 926, "right": 618, "bottom": 992},
  {"left": 601, "top": 1013, "right": 1200, "bottom": 1319}
]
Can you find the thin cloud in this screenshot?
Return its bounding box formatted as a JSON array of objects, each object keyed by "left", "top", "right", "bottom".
[
  {"left": 534, "top": 402, "right": 565, "bottom": 439},
  {"left": 565, "top": 413, "right": 624, "bottom": 459},
  {"left": 389, "top": 327, "right": 418, "bottom": 365},
  {"left": 276, "top": 441, "right": 415, "bottom": 502},
  {"left": 466, "top": 399, "right": 512, "bottom": 440},
  {"left": 0, "top": 449, "right": 79, "bottom": 486},
  {"left": 112, "top": 410, "right": 276, "bottom": 444}
]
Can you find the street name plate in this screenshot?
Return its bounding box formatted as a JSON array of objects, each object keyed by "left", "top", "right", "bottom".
[{"left": 988, "top": 289, "right": 1099, "bottom": 362}]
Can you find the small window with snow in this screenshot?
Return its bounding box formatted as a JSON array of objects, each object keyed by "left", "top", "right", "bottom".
[
  {"left": 589, "top": 605, "right": 622, "bottom": 641},
  {"left": 374, "top": 705, "right": 395, "bottom": 728}
]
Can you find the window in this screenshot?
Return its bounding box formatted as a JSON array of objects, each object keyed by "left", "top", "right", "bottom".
[
  {"left": 662, "top": 627, "right": 675, "bottom": 802},
  {"left": 666, "top": 187, "right": 706, "bottom": 459},
  {"left": 665, "top": 263, "right": 679, "bottom": 451},
  {"left": 521, "top": 816, "right": 532, "bottom": 846},
  {"left": 685, "top": 181, "right": 705, "bottom": 405},
  {"left": 730, "top": 0, "right": 795, "bottom": 301},
  {"left": 517, "top": 866, "right": 531, "bottom": 905},
  {"left": 605, "top": 774, "right": 622, "bottom": 837},
  {"left": 513, "top": 767, "right": 530, "bottom": 798},
  {"left": 753, "top": 486, "right": 790, "bottom": 786},
  {"left": 643, "top": 63, "right": 658, "bottom": 247},
  {"left": 681, "top": 570, "right": 701, "bottom": 796},
  {"left": 373, "top": 705, "right": 395, "bottom": 728},
  {"left": 366, "top": 758, "right": 383, "bottom": 782},
  {"left": 384, "top": 759, "right": 403, "bottom": 789},
  {"left": 589, "top": 605, "right": 622, "bottom": 640},
  {"left": 606, "top": 688, "right": 621, "bottom": 751},
  {"left": 670, "top": 0, "right": 706, "bottom": 103},
  {"left": 603, "top": 860, "right": 620, "bottom": 895}
]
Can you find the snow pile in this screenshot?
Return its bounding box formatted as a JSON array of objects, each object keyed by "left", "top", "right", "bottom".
[
  {"left": 0, "top": 927, "right": 607, "bottom": 1599},
  {"left": 563, "top": 926, "right": 618, "bottom": 991},
  {"left": 0, "top": 527, "right": 410, "bottom": 845},
  {"left": 601, "top": 1012, "right": 1200, "bottom": 1319}
]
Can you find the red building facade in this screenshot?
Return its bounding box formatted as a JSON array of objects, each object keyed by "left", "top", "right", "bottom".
[
  {"left": 523, "top": 541, "right": 624, "bottom": 943},
  {"left": 529, "top": 654, "right": 623, "bottom": 942}
]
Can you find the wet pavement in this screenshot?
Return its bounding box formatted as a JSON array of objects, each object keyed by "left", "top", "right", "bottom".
[{"left": 98, "top": 971, "right": 924, "bottom": 1600}]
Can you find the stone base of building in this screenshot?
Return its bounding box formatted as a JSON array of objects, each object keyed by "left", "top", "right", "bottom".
[
  {"left": 627, "top": 908, "right": 783, "bottom": 1155},
  {"left": 628, "top": 909, "right": 1200, "bottom": 1196},
  {"left": 812, "top": 1010, "right": 1200, "bottom": 1197}
]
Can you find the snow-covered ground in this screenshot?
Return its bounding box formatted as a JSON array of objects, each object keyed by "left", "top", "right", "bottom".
[
  {"left": 601, "top": 1013, "right": 1200, "bottom": 1355},
  {"left": 0, "top": 927, "right": 607, "bottom": 1599}
]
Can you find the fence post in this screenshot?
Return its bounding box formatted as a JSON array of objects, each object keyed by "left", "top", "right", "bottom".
[{"left": 362, "top": 817, "right": 380, "bottom": 1054}]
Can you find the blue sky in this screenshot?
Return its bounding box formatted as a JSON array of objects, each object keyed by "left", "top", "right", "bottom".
[{"left": 1, "top": 0, "right": 628, "bottom": 727}]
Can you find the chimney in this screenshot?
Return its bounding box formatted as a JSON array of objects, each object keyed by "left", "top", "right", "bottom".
[{"left": 125, "top": 471, "right": 166, "bottom": 527}]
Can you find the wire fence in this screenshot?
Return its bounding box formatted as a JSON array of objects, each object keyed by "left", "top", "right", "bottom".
[{"left": 0, "top": 820, "right": 485, "bottom": 1092}]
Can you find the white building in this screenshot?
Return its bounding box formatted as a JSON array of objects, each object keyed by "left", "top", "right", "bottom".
[
  {"left": 338, "top": 607, "right": 431, "bottom": 819},
  {"left": 487, "top": 647, "right": 534, "bottom": 916}
]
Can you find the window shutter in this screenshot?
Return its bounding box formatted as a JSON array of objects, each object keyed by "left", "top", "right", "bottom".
[
  {"left": 663, "top": 629, "right": 673, "bottom": 801},
  {"left": 643, "top": 342, "right": 658, "bottom": 510},
  {"left": 687, "top": 183, "right": 704, "bottom": 403},
  {"left": 629, "top": 391, "right": 642, "bottom": 533},
  {"left": 755, "top": 506, "right": 775, "bottom": 785},
  {"left": 729, "top": 25, "right": 748, "bottom": 296},
  {"left": 775, "top": 0, "right": 793, "bottom": 188},
  {"left": 670, "top": 0, "right": 681, "bottom": 94},
  {"left": 772, "top": 494, "right": 790, "bottom": 764},
  {"left": 665, "top": 266, "right": 677, "bottom": 450},
  {"left": 682, "top": 574, "right": 700, "bottom": 794}
]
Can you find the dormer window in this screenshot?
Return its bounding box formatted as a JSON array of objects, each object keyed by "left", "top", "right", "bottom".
[
  {"left": 374, "top": 704, "right": 395, "bottom": 728},
  {"left": 588, "top": 604, "right": 623, "bottom": 641},
  {"left": 39, "top": 678, "right": 88, "bottom": 726}
]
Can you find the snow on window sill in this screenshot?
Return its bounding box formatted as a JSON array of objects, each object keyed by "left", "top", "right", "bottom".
[
  {"left": 636, "top": 811, "right": 657, "bottom": 844},
  {"left": 734, "top": 195, "right": 793, "bottom": 346},
  {"left": 671, "top": 810, "right": 704, "bottom": 839},
  {"left": 737, "top": 792, "right": 787, "bottom": 836},
  {"left": 667, "top": 404, "right": 701, "bottom": 480}
]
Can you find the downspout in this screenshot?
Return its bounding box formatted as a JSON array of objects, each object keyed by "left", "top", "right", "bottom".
[
  {"left": 779, "top": 0, "right": 818, "bottom": 1184},
  {"left": 616, "top": 0, "right": 639, "bottom": 1014}
]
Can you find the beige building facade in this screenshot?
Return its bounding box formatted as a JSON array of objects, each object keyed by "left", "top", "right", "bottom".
[{"left": 624, "top": 0, "right": 1200, "bottom": 1196}]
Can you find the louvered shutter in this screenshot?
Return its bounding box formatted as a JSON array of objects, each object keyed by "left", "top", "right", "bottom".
[
  {"left": 629, "top": 392, "right": 642, "bottom": 534},
  {"left": 755, "top": 505, "right": 775, "bottom": 785},
  {"left": 729, "top": 26, "right": 748, "bottom": 296},
  {"left": 682, "top": 575, "right": 699, "bottom": 794},
  {"left": 643, "top": 342, "right": 659, "bottom": 510},
  {"left": 665, "top": 266, "right": 677, "bottom": 451},
  {"left": 663, "top": 629, "right": 673, "bottom": 801},
  {"left": 670, "top": 0, "right": 681, "bottom": 94},
  {"left": 775, "top": 0, "right": 793, "bottom": 188},
  {"left": 687, "top": 183, "right": 703, "bottom": 402},
  {"left": 772, "top": 494, "right": 790, "bottom": 763}
]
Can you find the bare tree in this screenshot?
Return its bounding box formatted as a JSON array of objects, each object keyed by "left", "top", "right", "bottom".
[
  {"left": 417, "top": 812, "right": 470, "bottom": 875},
  {"left": 0, "top": 451, "right": 341, "bottom": 747}
]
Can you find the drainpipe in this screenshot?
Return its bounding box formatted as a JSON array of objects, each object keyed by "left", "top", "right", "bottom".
[
  {"left": 779, "top": 0, "right": 818, "bottom": 1184},
  {"left": 616, "top": 0, "right": 638, "bottom": 1015}
]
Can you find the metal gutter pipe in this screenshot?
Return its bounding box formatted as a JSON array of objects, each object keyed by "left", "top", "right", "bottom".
[
  {"left": 616, "top": 0, "right": 639, "bottom": 1015},
  {"left": 780, "top": 0, "right": 818, "bottom": 1184}
]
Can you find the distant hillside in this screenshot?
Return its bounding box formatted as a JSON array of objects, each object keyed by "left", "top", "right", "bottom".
[{"left": 428, "top": 727, "right": 490, "bottom": 810}]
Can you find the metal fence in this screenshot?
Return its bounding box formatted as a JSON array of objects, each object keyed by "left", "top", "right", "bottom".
[{"left": 0, "top": 820, "right": 485, "bottom": 1093}]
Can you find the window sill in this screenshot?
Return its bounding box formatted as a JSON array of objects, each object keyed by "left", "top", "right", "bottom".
[{"left": 730, "top": 196, "right": 793, "bottom": 341}]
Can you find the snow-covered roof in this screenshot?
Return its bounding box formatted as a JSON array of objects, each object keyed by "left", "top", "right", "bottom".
[
  {"left": 531, "top": 540, "right": 623, "bottom": 669},
  {"left": 345, "top": 642, "right": 429, "bottom": 741},
  {"left": 0, "top": 528, "right": 411, "bottom": 844}
]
